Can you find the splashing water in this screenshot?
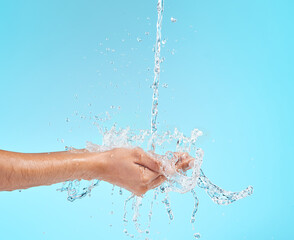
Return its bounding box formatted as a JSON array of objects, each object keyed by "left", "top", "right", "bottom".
[
  {"left": 58, "top": 0, "right": 253, "bottom": 238},
  {"left": 197, "top": 170, "right": 253, "bottom": 205},
  {"left": 57, "top": 178, "right": 100, "bottom": 202},
  {"left": 58, "top": 126, "right": 253, "bottom": 237}
]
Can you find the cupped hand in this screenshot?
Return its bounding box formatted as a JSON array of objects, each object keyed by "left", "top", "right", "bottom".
[{"left": 95, "top": 148, "right": 195, "bottom": 196}]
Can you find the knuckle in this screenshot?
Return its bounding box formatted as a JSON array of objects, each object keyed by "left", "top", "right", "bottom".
[
  {"left": 134, "top": 147, "right": 144, "bottom": 156},
  {"left": 141, "top": 175, "right": 149, "bottom": 184}
]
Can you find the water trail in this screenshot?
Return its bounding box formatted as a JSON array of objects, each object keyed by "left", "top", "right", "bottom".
[
  {"left": 190, "top": 189, "right": 199, "bottom": 224},
  {"left": 197, "top": 169, "right": 253, "bottom": 205},
  {"left": 150, "top": 0, "right": 164, "bottom": 151},
  {"left": 146, "top": 188, "right": 159, "bottom": 234},
  {"left": 162, "top": 192, "right": 174, "bottom": 221},
  {"left": 57, "top": 179, "right": 100, "bottom": 202},
  {"left": 123, "top": 194, "right": 135, "bottom": 238},
  {"left": 132, "top": 196, "right": 144, "bottom": 233},
  {"left": 123, "top": 194, "right": 135, "bottom": 224}
]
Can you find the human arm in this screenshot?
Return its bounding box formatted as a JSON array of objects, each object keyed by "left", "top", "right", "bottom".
[{"left": 0, "top": 148, "right": 194, "bottom": 196}]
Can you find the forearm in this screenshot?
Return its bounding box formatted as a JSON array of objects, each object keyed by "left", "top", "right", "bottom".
[{"left": 0, "top": 149, "right": 105, "bottom": 191}]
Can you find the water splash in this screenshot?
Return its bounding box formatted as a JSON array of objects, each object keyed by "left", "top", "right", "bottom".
[
  {"left": 58, "top": 0, "right": 253, "bottom": 238},
  {"left": 57, "top": 179, "right": 100, "bottom": 202},
  {"left": 58, "top": 126, "right": 253, "bottom": 237}
]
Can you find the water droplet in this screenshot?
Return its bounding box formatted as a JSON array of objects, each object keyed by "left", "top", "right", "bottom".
[
  {"left": 162, "top": 83, "right": 168, "bottom": 88},
  {"left": 194, "top": 233, "right": 201, "bottom": 239},
  {"left": 137, "top": 37, "right": 142, "bottom": 42},
  {"left": 171, "top": 17, "right": 177, "bottom": 23},
  {"left": 66, "top": 118, "right": 70, "bottom": 122},
  {"left": 145, "top": 32, "right": 150, "bottom": 35},
  {"left": 162, "top": 39, "right": 167, "bottom": 45}
]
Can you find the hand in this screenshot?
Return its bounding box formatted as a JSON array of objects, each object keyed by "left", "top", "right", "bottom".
[
  {"left": 91, "top": 148, "right": 195, "bottom": 196},
  {"left": 150, "top": 151, "right": 195, "bottom": 177},
  {"left": 93, "top": 148, "right": 164, "bottom": 196}
]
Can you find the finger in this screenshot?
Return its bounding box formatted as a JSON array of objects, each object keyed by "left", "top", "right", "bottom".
[
  {"left": 135, "top": 149, "right": 162, "bottom": 173},
  {"left": 174, "top": 152, "right": 191, "bottom": 162},
  {"left": 174, "top": 152, "right": 195, "bottom": 171},
  {"left": 147, "top": 175, "right": 166, "bottom": 190},
  {"left": 177, "top": 157, "right": 194, "bottom": 171}
]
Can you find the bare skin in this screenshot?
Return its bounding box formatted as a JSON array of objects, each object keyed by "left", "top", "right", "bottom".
[{"left": 0, "top": 148, "right": 194, "bottom": 196}]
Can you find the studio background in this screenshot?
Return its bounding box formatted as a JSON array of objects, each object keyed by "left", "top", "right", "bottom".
[{"left": 0, "top": 1, "right": 293, "bottom": 239}]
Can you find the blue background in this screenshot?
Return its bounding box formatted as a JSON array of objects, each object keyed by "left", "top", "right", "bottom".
[{"left": 0, "top": 0, "right": 293, "bottom": 239}]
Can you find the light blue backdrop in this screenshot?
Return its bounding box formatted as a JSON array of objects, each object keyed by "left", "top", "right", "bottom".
[{"left": 0, "top": 0, "right": 293, "bottom": 239}]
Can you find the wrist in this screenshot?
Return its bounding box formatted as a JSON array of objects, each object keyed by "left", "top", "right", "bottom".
[{"left": 77, "top": 151, "right": 108, "bottom": 181}]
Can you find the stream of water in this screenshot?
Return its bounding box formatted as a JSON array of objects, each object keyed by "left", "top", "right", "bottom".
[{"left": 150, "top": 0, "right": 164, "bottom": 152}]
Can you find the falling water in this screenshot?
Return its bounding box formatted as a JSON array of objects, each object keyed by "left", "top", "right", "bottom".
[{"left": 150, "top": 0, "right": 164, "bottom": 151}]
